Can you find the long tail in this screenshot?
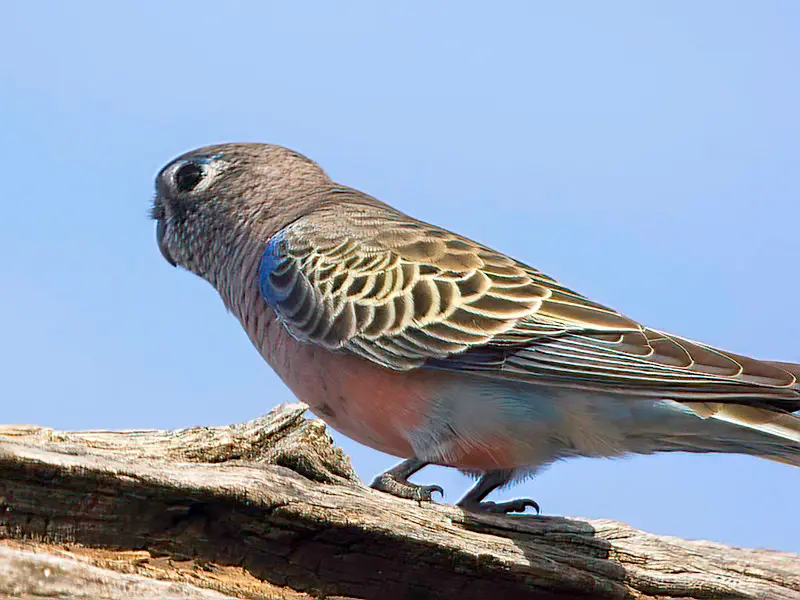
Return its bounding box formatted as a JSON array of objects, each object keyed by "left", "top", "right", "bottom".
[{"left": 683, "top": 402, "right": 800, "bottom": 467}]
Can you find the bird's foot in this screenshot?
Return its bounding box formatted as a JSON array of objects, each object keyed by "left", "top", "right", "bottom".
[
  {"left": 370, "top": 458, "right": 442, "bottom": 502},
  {"left": 370, "top": 473, "right": 443, "bottom": 502},
  {"left": 458, "top": 497, "right": 540, "bottom": 515}
]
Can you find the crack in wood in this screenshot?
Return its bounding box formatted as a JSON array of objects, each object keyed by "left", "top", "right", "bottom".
[{"left": 0, "top": 403, "right": 798, "bottom": 600}]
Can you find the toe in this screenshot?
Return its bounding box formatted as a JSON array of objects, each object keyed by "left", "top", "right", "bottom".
[
  {"left": 370, "top": 475, "right": 443, "bottom": 503},
  {"left": 414, "top": 484, "right": 444, "bottom": 502},
  {"left": 508, "top": 499, "right": 540, "bottom": 514},
  {"left": 459, "top": 498, "right": 540, "bottom": 515}
]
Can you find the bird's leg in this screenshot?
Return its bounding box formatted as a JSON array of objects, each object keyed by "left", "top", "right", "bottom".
[
  {"left": 456, "top": 469, "right": 540, "bottom": 515},
  {"left": 370, "top": 458, "right": 444, "bottom": 502}
]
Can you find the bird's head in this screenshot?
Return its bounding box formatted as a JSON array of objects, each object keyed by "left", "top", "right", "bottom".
[{"left": 151, "top": 143, "right": 330, "bottom": 277}]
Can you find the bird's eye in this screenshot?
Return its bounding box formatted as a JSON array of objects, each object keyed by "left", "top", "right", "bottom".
[{"left": 174, "top": 162, "right": 205, "bottom": 193}]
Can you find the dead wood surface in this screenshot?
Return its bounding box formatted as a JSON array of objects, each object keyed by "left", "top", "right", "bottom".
[{"left": 0, "top": 403, "right": 797, "bottom": 600}]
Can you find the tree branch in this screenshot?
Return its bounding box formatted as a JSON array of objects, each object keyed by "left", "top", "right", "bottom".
[{"left": 0, "top": 404, "right": 797, "bottom": 599}]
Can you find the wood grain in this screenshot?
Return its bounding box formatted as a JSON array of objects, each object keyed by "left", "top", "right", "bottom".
[{"left": 1, "top": 404, "right": 797, "bottom": 599}]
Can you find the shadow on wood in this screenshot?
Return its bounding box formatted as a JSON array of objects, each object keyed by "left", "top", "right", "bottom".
[{"left": 0, "top": 404, "right": 798, "bottom": 599}]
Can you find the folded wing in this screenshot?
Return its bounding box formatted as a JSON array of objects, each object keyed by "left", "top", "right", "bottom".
[{"left": 259, "top": 189, "right": 800, "bottom": 417}]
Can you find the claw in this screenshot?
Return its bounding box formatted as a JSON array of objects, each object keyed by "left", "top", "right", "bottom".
[
  {"left": 370, "top": 474, "right": 443, "bottom": 503},
  {"left": 459, "top": 497, "right": 540, "bottom": 515},
  {"left": 419, "top": 484, "right": 444, "bottom": 501}
]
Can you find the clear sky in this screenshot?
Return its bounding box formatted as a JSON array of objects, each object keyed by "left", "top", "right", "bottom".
[{"left": 2, "top": 2, "right": 798, "bottom": 552}]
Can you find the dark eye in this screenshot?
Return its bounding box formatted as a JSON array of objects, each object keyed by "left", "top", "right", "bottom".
[{"left": 174, "top": 162, "right": 205, "bottom": 193}]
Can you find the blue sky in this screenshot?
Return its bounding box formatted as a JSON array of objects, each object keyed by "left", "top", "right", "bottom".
[{"left": 2, "top": 2, "right": 798, "bottom": 552}]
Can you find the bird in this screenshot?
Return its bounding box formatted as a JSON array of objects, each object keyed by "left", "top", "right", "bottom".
[{"left": 152, "top": 142, "right": 800, "bottom": 514}]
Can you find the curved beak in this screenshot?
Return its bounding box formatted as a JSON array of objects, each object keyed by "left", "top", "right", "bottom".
[{"left": 156, "top": 220, "right": 176, "bottom": 267}]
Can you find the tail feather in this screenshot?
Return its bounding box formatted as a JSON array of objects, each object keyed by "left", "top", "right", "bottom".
[
  {"left": 683, "top": 402, "right": 800, "bottom": 466},
  {"left": 766, "top": 453, "right": 800, "bottom": 468},
  {"left": 684, "top": 402, "right": 800, "bottom": 444}
]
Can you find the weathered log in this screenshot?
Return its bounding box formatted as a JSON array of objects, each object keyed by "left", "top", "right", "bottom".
[
  {"left": 0, "top": 403, "right": 797, "bottom": 599},
  {"left": 0, "top": 542, "right": 240, "bottom": 599}
]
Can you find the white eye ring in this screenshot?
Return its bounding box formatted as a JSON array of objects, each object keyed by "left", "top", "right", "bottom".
[{"left": 169, "top": 156, "right": 226, "bottom": 194}]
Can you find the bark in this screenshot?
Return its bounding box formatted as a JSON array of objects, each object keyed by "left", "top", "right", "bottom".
[{"left": 0, "top": 403, "right": 797, "bottom": 600}]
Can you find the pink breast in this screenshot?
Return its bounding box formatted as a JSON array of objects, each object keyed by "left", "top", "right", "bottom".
[
  {"left": 264, "top": 322, "right": 526, "bottom": 470},
  {"left": 266, "top": 326, "right": 429, "bottom": 458}
]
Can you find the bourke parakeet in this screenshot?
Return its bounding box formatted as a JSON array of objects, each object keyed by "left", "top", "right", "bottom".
[{"left": 152, "top": 143, "right": 800, "bottom": 514}]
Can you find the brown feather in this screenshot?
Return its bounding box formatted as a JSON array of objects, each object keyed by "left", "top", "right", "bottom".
[{"left": 264, "top": 188, "right": 800, "bottom": 413}]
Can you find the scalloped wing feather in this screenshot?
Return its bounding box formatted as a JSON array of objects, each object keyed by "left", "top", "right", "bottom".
[
  {"left": 261, "top": 204, "right": 633, "bottom": 368},
  {"left": 259, "top": 197, "right": 800, "bottom": 413}
]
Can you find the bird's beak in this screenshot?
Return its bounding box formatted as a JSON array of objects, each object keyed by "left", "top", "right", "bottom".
[{"left": 156, "top": 220, "right": 177, "bottom": 267}]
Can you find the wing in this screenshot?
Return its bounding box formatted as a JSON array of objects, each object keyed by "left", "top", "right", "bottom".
[
  {"left": 259, "top": 192, "right": 800, "bottom": 411},
  {"left": 260, "top": 196, "right": 638, "bottom": 366}
]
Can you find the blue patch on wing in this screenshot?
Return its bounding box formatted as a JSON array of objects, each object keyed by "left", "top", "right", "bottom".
[{"left": 259, "top": 230, "right": 290, "bottom": 310}]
